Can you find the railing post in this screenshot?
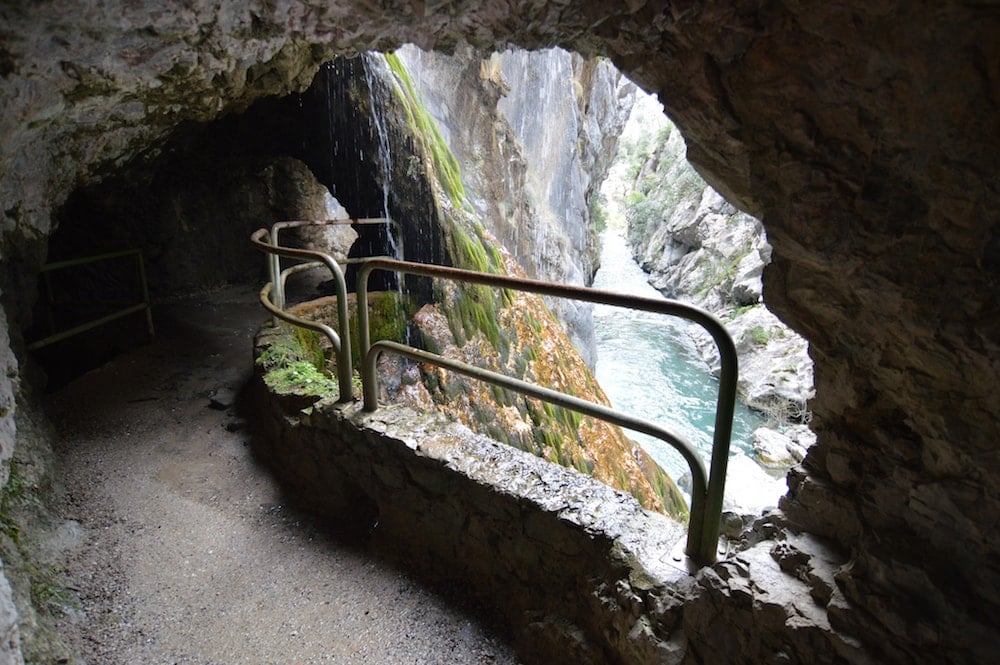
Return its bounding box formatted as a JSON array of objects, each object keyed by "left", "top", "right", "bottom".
[
  {"left": 320, "top": 254, "right": 354, "bottom": 403},
  {"left": 269, "top": 226, "right": 284, "bottom": 312},
  {"left": 696, "top": 325, "right": 739, "bottom": 564},
  {"left": 27, "top": 248, "right": 155, "bottom": 351},
  {"left": 354, "top": 258, "right": 737, "bottom": 567},
  {"left": 136, "top": 250, "right": 155, "bottom": 340},
  {"left": 251, "top": 227, "right": 354, "bottom": 403}
]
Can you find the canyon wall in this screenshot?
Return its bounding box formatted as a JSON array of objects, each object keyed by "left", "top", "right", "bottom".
[
  {"left": 0, "top": 2, "right": 997, "bottom": 664},
  {"left": 335, "top": 52, "right": 687, "bottom": 517},
  {"left": 618, "top": 112, "right": 814, "bottom": 459},
  {"left": 396, "top": 44, "right": 635, "bottom": 364}
]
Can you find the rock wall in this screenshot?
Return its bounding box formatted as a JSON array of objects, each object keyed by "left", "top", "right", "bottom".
[
  {"left": 396, "top": 44, "right": 635, "bottom": 364},
  {"left": 0, "top": 305, "right": 23, "bottom": 664},
  {"left": 0, "top": 2, "right": 997, "bottom": 664},
  {"left": 620, "top": 116, "right": 814, "bottom": 435}
]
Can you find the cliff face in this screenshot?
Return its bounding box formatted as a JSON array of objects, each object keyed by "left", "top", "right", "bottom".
[
  {"left": 395, "top": 45, "right": 635, "bottom": 365},
  {"left": 1, "top": 3, "right": 998, "bottom": 665},
  {"left": 620, "top": 114, "right": 814, "bottom": 428},
  {"left": 357, "top": 52, "right": 686, "bottom": 517}
]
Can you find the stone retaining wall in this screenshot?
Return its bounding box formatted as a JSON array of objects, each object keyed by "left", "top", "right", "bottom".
[{"left": 252, "top": 362, "right": 871, "bottom": 664}]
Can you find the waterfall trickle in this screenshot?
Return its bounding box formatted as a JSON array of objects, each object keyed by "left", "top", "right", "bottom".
[{"left": 363, "top": 53, "right": 401, "bottom": 261}]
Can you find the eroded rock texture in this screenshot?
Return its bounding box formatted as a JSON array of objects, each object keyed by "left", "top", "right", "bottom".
[
  {"left": 397, "top": 44, "right": 635, "bottom": 365},
  {"left": 1, "top": 2, "right": 998, "bottom": 664},
  {"left": 622, "top": 118, "right": 814, "bottom": 423}
]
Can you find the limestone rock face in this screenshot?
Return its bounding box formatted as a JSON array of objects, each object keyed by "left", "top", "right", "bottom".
[
  {"left": 0, "top": 565, "right": 23, "bottom": 665},
  {"left": 0, "top": 306, "right": 17, "bottom": 483},
  {"left": 0, "top": 2, "right": 997, "bottom": 664},
  {"left": 622, "top": 120, "right": 814, "bottom": 422},
  {"left": 396, "top": 44, "right": 635, "bottom": 365}
]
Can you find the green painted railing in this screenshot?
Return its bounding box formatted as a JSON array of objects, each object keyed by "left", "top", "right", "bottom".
[
  {"left": 251, "top": 222, "right": 738, "bottom": 566},
  {"left": 28, "top": 248, "right": 154, "bottom": 351},
  {"left": 356, "top": 258, "right": 737, "bottom": 566}
]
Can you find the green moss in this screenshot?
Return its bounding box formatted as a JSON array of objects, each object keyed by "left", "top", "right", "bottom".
[
  {"left": 384, "top": 52, "right": 466, "bottom": 210},
  {"left": 727, "top": 304, "right": 758, "bottom": 321},
  {"left": 0, "top": 460, "right": 79, "bottom": 651},
  {"left": 28, "top": 562, "right": 71, "bottom": 615},
  {"left": 449, "top": 283, "right": 507, "bottom": 354},
  {"left": 512, "top": 348, "right": 532, "bottom": 377},
  {"left": 747, "top": 325, "right": 771, "bottom": 345},
  {"left": 351, "top": 291, "right": 413, "bottom": 366},
  {"left": 647, "top": 467, "right": 690, "bottom": 520},
  {"left": 256, "top": 323, "right": 325, "bottom": 374},
  {"left": 263, "top": 360, "right": 336, "bottom": 396},
  {"left": 486, "top": 425, "right": 512, "bottom": 448},
  {"left": 558, "top": 406, "right": 583, "bottom": 431},
  {"left": 256, "top": 323, "right": 337, "bottom": 399},
  {"left": 490, "top": 384, "right": 517, "bottom": 407},
  {"left": 0, "top": 462, "right": 27, "bottom": 544}
]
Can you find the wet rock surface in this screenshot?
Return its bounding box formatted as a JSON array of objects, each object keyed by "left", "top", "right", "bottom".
[{"left": 0, "top": 2, "right": 997, "bottom": 663}]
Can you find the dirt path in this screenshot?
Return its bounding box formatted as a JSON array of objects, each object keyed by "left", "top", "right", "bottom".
[{"left": 47, "top": 285, "right": 520, "bottom": 664}]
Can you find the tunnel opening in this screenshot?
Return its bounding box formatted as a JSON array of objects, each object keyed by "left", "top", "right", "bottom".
[
  {"left": 30, "top": 43, "right": 810, "bottom": 523},
  {"left": 0, "top": 3, "right": 995, "bottom": 664},
  {"left": 29, "top": 54, "right": 452, "bottom": 389}
]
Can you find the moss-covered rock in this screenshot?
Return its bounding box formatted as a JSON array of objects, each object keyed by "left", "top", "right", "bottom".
[
  {"left": 254, "top": 291, "right": 412, "bottom": 408},
  {"left": 371, "top": 54, "right": 687, "bottom": 519}
]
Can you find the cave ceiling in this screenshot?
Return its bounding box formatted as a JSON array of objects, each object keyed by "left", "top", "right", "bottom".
[{"left": 0, "top": 4, "right": 998, "bottom": 661}]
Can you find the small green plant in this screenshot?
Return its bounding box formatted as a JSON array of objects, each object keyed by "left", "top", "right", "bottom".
[
  {"left": 0, "top": 462, "right": 78, "bottom": 625},
  {"left": 747, "top": 325, "right": 771, "bottom": 345},
  {"left": 262, "top": 360, "right": 336, "bottom": 396},
  {"left": 28, "top": 562, "right": 72, "bottom": 614},
  {"left": 624, "top": 194, "right": 669, "bottom": 240},
  {"left": 257, "top": 324, "right": 337, "bottom": 398},
  {"left": 727, "top": 304, "right": 758, "bottom": 321},
  {"left": 0, "top": 462, "right": 27, "bottom": 543},
  {"left": 590, "top": 193, "right": 609, "bottom": 232},
  {"left": 256, "top": 324, "right": 325, "bottom": 373}
]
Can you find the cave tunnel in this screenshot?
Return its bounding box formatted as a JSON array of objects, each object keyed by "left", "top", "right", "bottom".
[
  {"left": 0, "top": 2, "right": 998, "bottom": 664},
  {"left": 31, "top": 53, "right": 447, "bottom": 388}
]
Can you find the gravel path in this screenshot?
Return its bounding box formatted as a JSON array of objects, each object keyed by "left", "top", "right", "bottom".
[{"left": 47, "top": 285, "right": 520, "bottom": 664}]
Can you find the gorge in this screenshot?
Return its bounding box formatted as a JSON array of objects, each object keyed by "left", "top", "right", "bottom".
[{"left": 1, "top": 3, "right": 998, "bottom": 665}]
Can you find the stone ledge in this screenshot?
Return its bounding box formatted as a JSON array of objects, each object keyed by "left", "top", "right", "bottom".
[
  {"left": 251, "top": 361, "right": 874, "bottom": 664},
  {"left": 253, "top": 372, "right": 694, "bottom": 659}
]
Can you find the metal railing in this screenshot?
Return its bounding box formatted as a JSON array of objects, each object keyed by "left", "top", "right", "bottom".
[
  {"left": 356, "top": 258, "right": 736, "bottom": 565},
  {"left": 28, "top": 248, "right": 154, "bottom": 351},
  {"left": 251, "top": 223, "right": 738, "bottom": 566},
  {"left": 267, "top": 218, "right": 402, "bottom": 311},
  {"left": 250, "top": 227, "right": 354, "bottom": 402}
]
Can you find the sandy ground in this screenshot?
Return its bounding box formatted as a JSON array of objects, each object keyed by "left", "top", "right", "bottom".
[{"left": 46, "top": 285, "right": 520, "bottom": 664}]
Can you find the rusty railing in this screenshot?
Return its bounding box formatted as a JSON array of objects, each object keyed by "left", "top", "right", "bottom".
[
  {"left": 251, "top": 222, "right": 738, "bottom": 566},
  {"left": 356, "top": 258, "right": 737, "bottom": 566},
  {"left": 28, "top": 248, "right": 154, "bottom": 351}
]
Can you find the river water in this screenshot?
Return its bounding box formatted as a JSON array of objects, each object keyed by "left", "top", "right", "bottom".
[{"left": 592, "top": 230, "right": 786, "bottom": 513}]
